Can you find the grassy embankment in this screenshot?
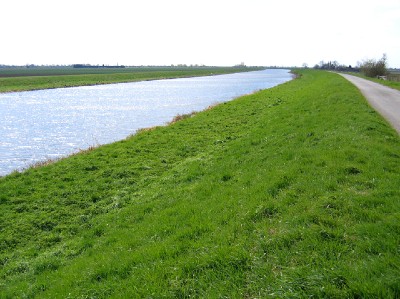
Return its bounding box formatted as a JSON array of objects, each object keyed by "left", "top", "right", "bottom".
[
  {"left": 0, "top": 67, "right": 261, "bottom": 93},
  {"left": 1, "top": 70, "right": 399, "bottom": 298}
]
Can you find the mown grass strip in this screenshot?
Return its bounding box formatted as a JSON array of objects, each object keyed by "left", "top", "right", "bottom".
[
  {"left": 0, "top": 70, "right": 399, "bottom": 298},
  {"left": 343, "top": 71, "right": 400, "bottom": 91}
]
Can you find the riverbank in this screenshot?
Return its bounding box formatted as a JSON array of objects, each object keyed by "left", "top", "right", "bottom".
[
  {"left": 0, "top": 66, "right": 262, "bottom": 93},
  {"left": 1, "top": 70, "right": 399, "bottom": 297},
  {"left": 0, "top": 69, "right": 292, "bottom": 176}
]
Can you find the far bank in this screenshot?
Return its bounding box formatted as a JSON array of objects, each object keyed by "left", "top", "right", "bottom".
[{"left": 0, "top": 66, "right": 264, "bottom": 93}]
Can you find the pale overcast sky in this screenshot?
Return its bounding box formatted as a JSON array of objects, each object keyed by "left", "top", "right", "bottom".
[{"left": 1, "top": 0, "right": 399, "bottom": 67}]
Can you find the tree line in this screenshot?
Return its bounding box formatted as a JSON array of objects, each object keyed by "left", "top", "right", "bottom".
[
  {"left": 312, "top": 54, "right": 388, "bottom": 78},
  {"left": 72, "top": 64, "right": 125, "bottom": 69}
]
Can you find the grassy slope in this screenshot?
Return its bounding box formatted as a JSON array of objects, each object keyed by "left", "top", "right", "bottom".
[
  {"left": 0, "top": 67, "right": 259, "bottom": 93},
  {"left": 1, "top": 70, "right": 399, "bottom": 298}
]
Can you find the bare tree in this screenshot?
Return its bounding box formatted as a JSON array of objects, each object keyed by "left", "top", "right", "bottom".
[{"left": 360, "top": 54, "right": 387, "bottom": 77}]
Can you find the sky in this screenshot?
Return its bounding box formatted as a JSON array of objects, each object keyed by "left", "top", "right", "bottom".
[{"left": 1, "top": 0, "right": 399, "bottom": 68}]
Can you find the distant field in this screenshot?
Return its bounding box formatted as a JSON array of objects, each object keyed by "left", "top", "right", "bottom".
[
  {"left": 387, "top": 72, "right": 400, "bottom": 83},
  {"left": 0, "top": 66, "right": 263, "bottom": 93}
]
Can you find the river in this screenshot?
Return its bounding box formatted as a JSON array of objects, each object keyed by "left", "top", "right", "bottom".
[{"left": 0, "top": 69, "right": 292, "bottom": 176}]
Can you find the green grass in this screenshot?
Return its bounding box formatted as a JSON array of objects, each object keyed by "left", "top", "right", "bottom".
[
  {"left": 0, "top": 67, "right": 261, "bottom": 93},
  {"left": 1, "top": 70, "right": 399, "bottom": 298}
]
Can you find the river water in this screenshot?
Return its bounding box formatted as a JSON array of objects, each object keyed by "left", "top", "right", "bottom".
[{"left": 0, "top": 69, "right": 292, "bottom": 176}]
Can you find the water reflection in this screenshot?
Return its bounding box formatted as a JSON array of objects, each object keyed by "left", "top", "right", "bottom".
[{"left": 0, "top": 69, "right": 292, "bottom": 176}]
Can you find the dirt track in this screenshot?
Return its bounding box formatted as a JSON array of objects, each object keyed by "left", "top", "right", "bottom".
[{"left": 339, "top": 73, "right": 400, "bottom": 134}]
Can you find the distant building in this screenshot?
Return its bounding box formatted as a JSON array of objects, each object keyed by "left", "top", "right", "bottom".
[{"left": 234, "top": 62, "right": 246, "bottom": 68}]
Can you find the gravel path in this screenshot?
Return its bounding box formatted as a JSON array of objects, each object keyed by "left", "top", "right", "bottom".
[{"left": 339, "top": 73, "right": 400, "bottom": 134}]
